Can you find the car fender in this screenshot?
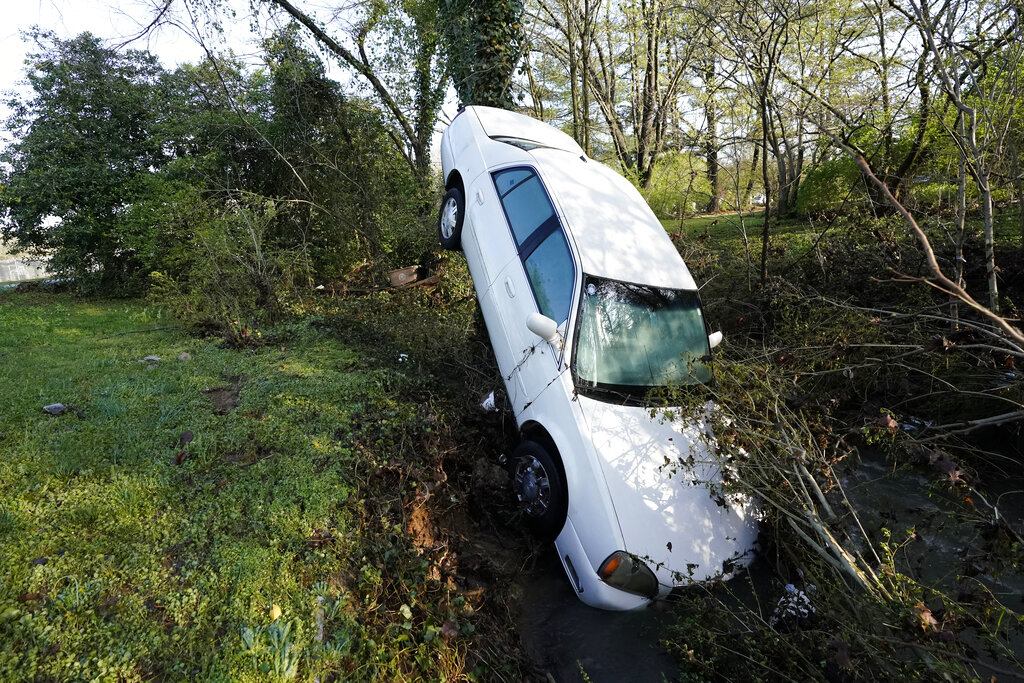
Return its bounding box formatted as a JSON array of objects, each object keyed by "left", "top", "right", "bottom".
[{"left": 518, "top": 374, "right": 624, "bottom": 573}]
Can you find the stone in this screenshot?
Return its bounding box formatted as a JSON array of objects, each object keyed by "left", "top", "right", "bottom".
[{"left": 42, "top": 403, "right": 65, "bottom": 415}]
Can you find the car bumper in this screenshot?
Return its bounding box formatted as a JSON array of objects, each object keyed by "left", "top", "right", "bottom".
[{"left": 554, "top": 518, "right": 656, "bottom": 611}]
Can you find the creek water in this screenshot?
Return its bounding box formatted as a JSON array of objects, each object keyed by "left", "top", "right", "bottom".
[
  {"left": 516, "top": 547, "right": 679, "bottom": 682},
  {"left": 514, "top": 449, "right": 1024, "bottom": 681}
]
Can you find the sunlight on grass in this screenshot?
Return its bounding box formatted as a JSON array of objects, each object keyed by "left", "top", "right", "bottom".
[{"left": 0, "top": 293, "right": 474, "bottom": 680}]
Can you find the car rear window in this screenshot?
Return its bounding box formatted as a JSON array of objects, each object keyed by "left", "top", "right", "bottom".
[{"left": 493, "top": 168, "right": 557, "bottom": 249}]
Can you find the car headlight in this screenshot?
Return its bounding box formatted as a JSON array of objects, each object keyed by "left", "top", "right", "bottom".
[{"left": 597, "top": 551, "right": 659, "bottom": 598}]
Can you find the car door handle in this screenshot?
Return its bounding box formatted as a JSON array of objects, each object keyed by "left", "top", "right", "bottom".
[{"left": 504, "top": 278, "right": 515, "bottom": 298}]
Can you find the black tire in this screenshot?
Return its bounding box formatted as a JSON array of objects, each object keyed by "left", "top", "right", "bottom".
[
  {"left": 510, "top": 440, "right": 568, "bottom": 541},
  {"left": 438, "top": 187, "right": 465, "bottom": 251}
]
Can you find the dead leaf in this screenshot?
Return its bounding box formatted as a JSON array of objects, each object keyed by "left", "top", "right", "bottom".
[
  {"left": 173, "top": 450, "right": 188, "bottom": 466},
  {"left": 911, "top": 602, "right": 938, "bottom": 632},
  {"left": 441, "top": 620, "right": 459, "bottom": 642},
  {"left": 180, "top": 430, "right": 193, "bottom": 445},
  {"left": 931, "top": 457, "right": 968, "bottom": 485},
  {"left": 925, "top": 335, "right": 955, "bottom": 353},
  {"left": 215, "top": 478, "right": 229, "bottom": 489},
  {"left": 270, "top": 604, "right": 282, "bottom": 621},
  {"left": 828, "top": 635, "right": 852, "bottom": 670},
  {"left": 876, "top": 413, "right": 898, "bottom": 433}
]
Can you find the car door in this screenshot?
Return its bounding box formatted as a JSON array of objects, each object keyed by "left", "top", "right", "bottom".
[
  {"left": 462, "top": 171, "right": 518, "bottom": 290},
  {"left": 487, "top": 166, "right": 577, "bottom": 414}
]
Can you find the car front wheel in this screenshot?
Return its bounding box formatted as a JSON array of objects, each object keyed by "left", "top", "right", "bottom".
[
  {"left": 438, "top": 187, "right": 465, "bottom": 251},
  {"left": 510, "top": 440, "right": 567, "bottom": 541}
]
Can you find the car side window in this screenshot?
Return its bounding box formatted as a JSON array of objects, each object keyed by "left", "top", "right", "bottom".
[
  {"left": 493, "top": 168, "right": 532, "bottom": 195},
  {"left": 493, "top": 168, "right": 557, "bottom": 249},
  {"left": 524, "top": 230, "right": 575, "bottom": 324}
]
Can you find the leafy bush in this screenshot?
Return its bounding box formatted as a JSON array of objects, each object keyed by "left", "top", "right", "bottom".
[
  {"left": 641, "top": 152, "right": 711, "bottom": 219},
  {"left": 149, "top": 194, "right": 311, "bottom": 344},
  {"left": 0, "top": 32, "right": 166, "bottom": 294},
  {"left": 794, "top": 157, "right": 864, "bottom": 217}
]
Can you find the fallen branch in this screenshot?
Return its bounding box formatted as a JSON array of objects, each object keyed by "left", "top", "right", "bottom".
[{"left": 920, "top": 409, "right": 1024, "bottom": 440}]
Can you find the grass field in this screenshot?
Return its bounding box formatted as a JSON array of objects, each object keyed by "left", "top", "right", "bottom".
[{"left": 0, "top": 290, "right": 517, "bottom": 681}]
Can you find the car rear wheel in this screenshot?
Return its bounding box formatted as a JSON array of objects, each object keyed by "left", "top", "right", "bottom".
[
  {"left": 438, "top": 187, "right": 465, "bottom": 251},
  {"left": 510, "top": 440, "right": 567, "bottom": 541}
]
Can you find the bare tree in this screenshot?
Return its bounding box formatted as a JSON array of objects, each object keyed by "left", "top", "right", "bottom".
[
  {"left": 900, "top": 0, "right": 1023, "bottom": 312},
  {"left": 530, "top": 0, "right": 695, "bottom": 185}
]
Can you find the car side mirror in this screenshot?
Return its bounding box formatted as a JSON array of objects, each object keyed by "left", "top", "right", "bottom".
[
  {"left": 527, "top": 312, "right": 560, "bottom": 344},
  {"left": 708, "top": 331, "right": 724, "bottom": 349}
]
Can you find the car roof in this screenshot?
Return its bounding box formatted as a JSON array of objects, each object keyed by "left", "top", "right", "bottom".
[
  {"left": 526, "top": 147, "right": 698, "bottom": 291},
  {"left": 455, "top": 106, "right": 698, "bottom": 291}
]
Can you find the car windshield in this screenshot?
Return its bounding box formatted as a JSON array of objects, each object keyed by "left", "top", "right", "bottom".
[{"left": 573, "top": 275, "right": 711, "bottom": 393}]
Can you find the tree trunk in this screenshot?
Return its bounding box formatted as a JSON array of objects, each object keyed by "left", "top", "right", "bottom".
[
  {"left": 702, "top": 49, "right": 719, "bottom": 213},
  {"left": 636, "top": 0, "right": 661, "bottom": 189},
  {"left": 981, "top": 178, "right": 998, "bottom": 312},
  {"left": 744, "top": 143, "right": 760, "bottom": 206},
  {"left": 568, "top": 3, "right": 580, "bottom": 144},
  {"left": 760, "top": 83, "right": 772, "bottom": 287},
  {"left": 953, "top": 112, "right": 967, "bottom": 327},
  {"left": 1009, "top": 138, "right": 1024, "bottom": 247}
]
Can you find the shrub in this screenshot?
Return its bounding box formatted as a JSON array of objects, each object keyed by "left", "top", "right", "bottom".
[
  {"left": 641, "top": 152, "right": 711, "bottom": 219},
  {"left": 149, "top": 194, "right": 311, "bottom": 344},
  {"left": 794, "top": 157, "right": 864, "bottom": 217}
]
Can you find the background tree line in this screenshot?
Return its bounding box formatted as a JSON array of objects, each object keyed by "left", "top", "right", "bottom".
[{"left": 1, "top": 0, "right": 1021, "bottom": 335}]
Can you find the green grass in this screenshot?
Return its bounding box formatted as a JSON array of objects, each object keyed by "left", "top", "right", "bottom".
[{"left": 0, "top": 292, "right": 487, "bottom": 681}]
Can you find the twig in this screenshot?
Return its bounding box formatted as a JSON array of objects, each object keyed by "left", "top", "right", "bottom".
[
  {"left": 920, "top": 409, "right": 1024, "bottom": 440},
  {"left": 99, "top": 326, "right": 182, "bottom": 340}
]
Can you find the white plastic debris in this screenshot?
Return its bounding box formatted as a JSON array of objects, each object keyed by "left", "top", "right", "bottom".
[
  {"left": 769, "top": 583, "right": 816, "bottom": 627},
  {"left": 398, "top": 353, "right": 409, "bottom": 363},
  {"left": 480, "top": 391, "right": 498, "bottom": 412},
  {"left": 900, "top": 416, "right": 933, "bottom": 432}
]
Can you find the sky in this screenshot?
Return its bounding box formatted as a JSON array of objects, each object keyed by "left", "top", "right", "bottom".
[{"left": 3, "top": 1, "right": 243, "bottom": 81}]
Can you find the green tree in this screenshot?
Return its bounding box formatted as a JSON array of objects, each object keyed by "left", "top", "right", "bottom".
[
  {"left": 439, "top": 0, "right": 528, "bottom": 107},
  {"left": 0, "top": 31, "right": 167, "bottom": 292},
  {"left": 253, "top": 0, "right": 446, "bottom": 180}
]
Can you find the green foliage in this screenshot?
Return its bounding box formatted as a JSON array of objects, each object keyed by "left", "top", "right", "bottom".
[
  {"left": 258, "top": 29, "right": 428, "bottom": 278},
  {"left": 655, "top": 210, "right": 1024, "bottom": 680},
  {"left": 642, "top": 152, "right": 711, "bottom": 219},
  {"left": 1, "top": 28, "right": 428, "bottom": 315},
  {"left": 148, "top": 194, "right": 311, "bottom": 344},
  {"left": 794, "top": 157, "right": 864, "bottom": 217},
  {"left": 439, "top": 0, "right": 526, "bottom": 107},
  {"left": 0, "top": 31, "right": 166, "bottom": 293}
]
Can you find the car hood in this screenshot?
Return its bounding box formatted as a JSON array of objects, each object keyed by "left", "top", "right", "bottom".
[{"left": 577, "top": 395, "right": 758, "bottom": 586}]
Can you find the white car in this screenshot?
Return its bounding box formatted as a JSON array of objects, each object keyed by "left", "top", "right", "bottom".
[{"left": 438, "top": 106, "right": 758, "bottom": 610}]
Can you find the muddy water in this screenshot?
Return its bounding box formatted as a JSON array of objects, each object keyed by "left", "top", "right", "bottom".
[
  {"left": 515, "top": 547, "right": 679, "bottom": 682},
  {"left": 842, "top": 454, "right": 1024, "bottom": 592},
  {"left": 513, "top": 450, "right": 1024, "bottom": 681}
]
